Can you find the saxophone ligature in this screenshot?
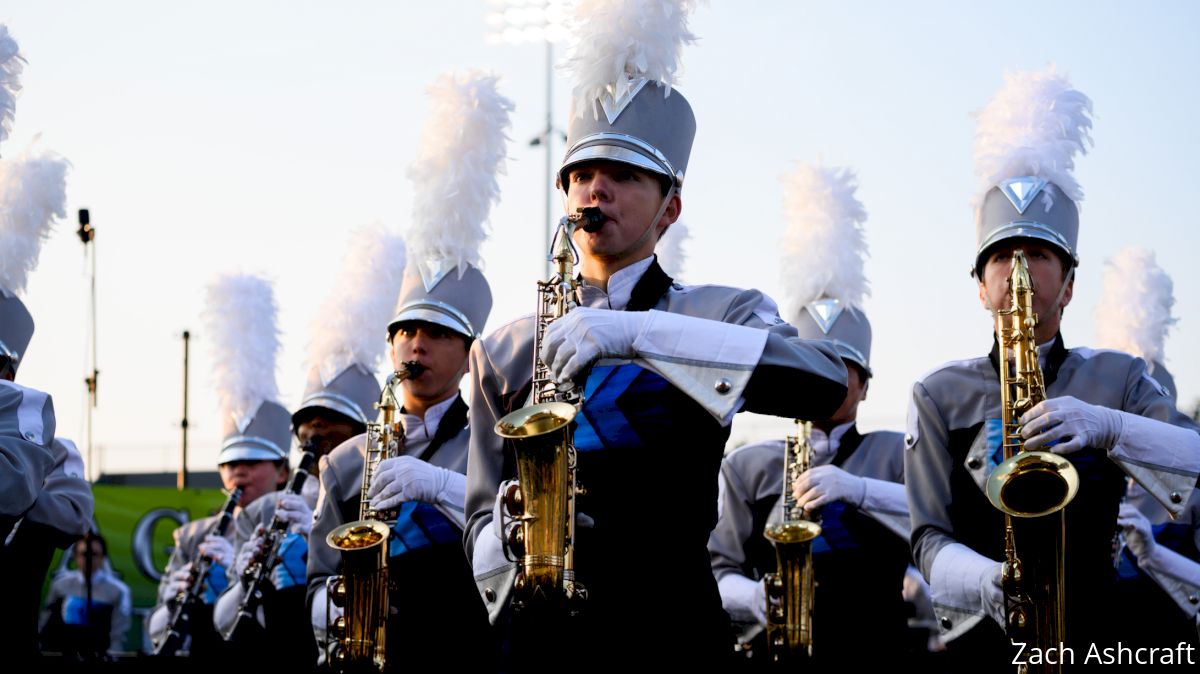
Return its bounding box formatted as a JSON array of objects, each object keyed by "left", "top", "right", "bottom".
[
  {"left": 763, "top": 420, "right": 822, "bottom": 660},
  {"left": 324, "top": 361, "right": 425, "bottom": 672},
  {"left": 986, "top": 249, "right": 1079, "bottom": 673},
  {"left": 493, "top": 206, "right": 604, "bottom": 611}
]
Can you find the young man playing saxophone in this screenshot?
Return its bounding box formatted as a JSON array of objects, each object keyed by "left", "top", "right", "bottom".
[
  {"left": 304, "top": 71, "right": 510, "bottom": 671},
  {"left": 463, "top": 4, "right": 847, "bottom": 668},
  {"left": 904, "top": 69, "right": 1200, "bottom": 670},
  {"left": 708, "top": 163, "right": 915, "bottom": 670}
]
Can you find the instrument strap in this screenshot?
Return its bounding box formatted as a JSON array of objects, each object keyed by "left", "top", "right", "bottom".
[{"left": 416, "top": 394, "right": 469, "bottom": 463}]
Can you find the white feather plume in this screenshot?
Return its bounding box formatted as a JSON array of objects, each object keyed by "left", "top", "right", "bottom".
[
  {"left": 1095, "top": 247, "right": 1176, "bottom": 366},
  {"left": 0, "top": 140, "right": 69, "bottom": 295},
  {"left": 973, "top": 66, "right": 1093, "bottom": 210},
  {"left": 406, "top": 71, "right": 513, "bottom": 281},
  {"left": 561, "top": 0, "right": 698, "bottom": 119},
  {"left": 0, "top": 26, "right": 24, "bottom": 147},
  {"left": 203, "top": 273, "right": 281, "bottom": 424},
  {"left": 655, "top": 221, "right": 689, "bottom": 281},
  {"left": 779, "top": 162, "right": 869, "bottom": 320},
  {"left": 307, "top": 224, "right": 407, "bottom": 378}
]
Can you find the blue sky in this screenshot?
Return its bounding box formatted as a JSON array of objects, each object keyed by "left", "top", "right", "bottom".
[{"left": 6, "top": 1, "right": 1198, "bottom": 474}]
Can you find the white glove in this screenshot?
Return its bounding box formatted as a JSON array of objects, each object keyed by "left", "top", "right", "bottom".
[
  {"left": 540, "top": 307, "right": 647, "bottom": 382},
  {"left": 1118, "top": 502, "right": 1156, "bottom": 560},
  {"left": 717, "top": 574, "right": 767, "bottom": 626},
  {"left": 163, "top": 564, "right": 193, "bottom": 599},
  {"left": 368, "top": 455, "right": 460, "bottom": 511},
  {"left": 792, "top": 464, "right": 866, "bottom": 512},
  {"left": 234, "top": 527, "right": 266, "bottom": 579},
  {"left": 930, "top": 543, "right": 1005, "bottom": 626},
  {"left": 275, "top": 492, "right": 314, "bottom": 536},
  {"left": 1019, "top": 396, "right": 1122, "bottom": 454},
  {"left": 198, "top": 534, "right": 235, "bottom": 567}
]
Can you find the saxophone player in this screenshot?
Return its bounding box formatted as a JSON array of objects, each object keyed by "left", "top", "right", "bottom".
[
  {"left": 304, "top": 71, "right": 509, "bottom": 670},
  {"left": 147, "top": 274, "right": 293, "bottom": 660},
  {"left": 905, "top": 68, "right": 1200, "bottom": 670},
  {"left": 464, "top": 4, "right": 847, "bottom": 669},
  {"left": 211, "top": 225, "right": 404, "bottom": 668},
  {"left": 708, "top": 163, "right": 914, "bottom": 669}
]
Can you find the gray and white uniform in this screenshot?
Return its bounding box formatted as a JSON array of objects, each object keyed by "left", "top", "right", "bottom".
[
  {"left": 465, "top": 256, "right": 848, "bottom": 666},
  {"left": 306, "top": 392, "right": 490, "bottom": 668},
  {"left": 906, "top": 338, "right": 1200, "bottom": 646},
  {"left": 710, "top": 424, "right": 911, "bottom": 659},
  {"left": 0, "top": 379, "right": 56, "bottom": 536},
  {"left": 40, "top": 565, "right": 132, "bottom": 654}
]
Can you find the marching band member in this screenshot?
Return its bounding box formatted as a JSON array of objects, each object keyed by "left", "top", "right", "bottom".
[
  {"left": 464, "top": 1, "right": 847, "bottom": 668},
  {"left": 0, "top": 23, "right": 85, "bottom": 658},
  {"left": 1095, "top": 248, "right": 1200, "bottom": 646},
  {"left": 213, "top": 225, "right": 404, "bottom": 668},
  {"left": 305, "top": 71, "right": 510, "bottom": 670},
  {"left": 904, "top": 68, "right": 1200, "bottom": 669},
  {"left": 708, "top": 163, "right": 912, "bottom": 669},
  {"left": 147, "top": 274, "right": 292, "bottom": 658}
]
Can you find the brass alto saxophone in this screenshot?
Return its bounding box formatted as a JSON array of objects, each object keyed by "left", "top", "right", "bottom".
[
  {"left": 763, "top": 420, "right": 822, "bottom": 661},
  {"left": 493, "top": 206, "right": 604, "bottom": 610},
  {"left": 986, "top": 249, "right": 1079, "bottom": 673},
  {"left": 324, "top": 361, "right": 425, "bottom": 672}
]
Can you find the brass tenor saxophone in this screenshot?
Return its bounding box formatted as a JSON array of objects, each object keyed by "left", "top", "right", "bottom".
[
  {"left": 986, "top": 249, "right": 1079, "bottom": 674},
  {"left": 763, "top": 420, "right": 822, "bottom": 660},
  {"left": 494, "top": 206, "right": 604, "bottom": 611},
  {"left": 324, "top": 361, "right": 425, "bottom": 672}
]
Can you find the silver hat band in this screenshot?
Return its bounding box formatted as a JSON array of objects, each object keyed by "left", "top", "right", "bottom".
[
  {"left": 0, "top": 338, "right": 17, "bottom": 362},
  {"left": 391, "top": 299, "right": 476, "bottom": 338},
  {"left": 976, "top": 221, "right": 1077, "bottom": 264},
  {"left": 562, "top": 132, "right": 681, "bottom": 185},
  {"left": 831, "top": 340, "right": 871, "bottom": 376},
  {"left": 298, "top": 391, "right": 369, "bottom": 425},
  {"left": 220, "top": 434, "right": 286, "bottom": 462}
]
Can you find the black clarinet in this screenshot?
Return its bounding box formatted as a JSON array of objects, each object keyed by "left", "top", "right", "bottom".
[
  {"left": 225, "top": 448, "right": 317, "bottom": 640},
  {"left": 155, "top": 486, "right": 243, "bottom": 656}
]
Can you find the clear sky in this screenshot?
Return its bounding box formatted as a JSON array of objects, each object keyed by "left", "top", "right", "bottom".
[{"left": 5, "top": 1, "right": 1199, "bottom": 476}]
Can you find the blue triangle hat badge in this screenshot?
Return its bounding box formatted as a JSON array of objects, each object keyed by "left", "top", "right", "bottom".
[
  {"left": 806, "top": 298, "right": 844, "bottom": 335},
  {"left": 998, "top": 176, "right": 1048, "bottom": 215}
]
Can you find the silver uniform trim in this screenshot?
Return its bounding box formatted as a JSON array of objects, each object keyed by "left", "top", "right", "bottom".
[
  {"left": 219, "top": 434, "right": 286, "bottom": 462},
  {"left": 0, "top": 337, "right": 17, "bottom": 362},
  {"left": 976, "top": 221, "right": 1077, "bottom": 263},
  {"left": 391, "top": 299, "right": 476, "bottom": 338},
  {"left": 561, "top": 132, "right": 681, "bottom": 185},
  {"left": 298, "top": 391, "right": 369, "bottom": 425}
]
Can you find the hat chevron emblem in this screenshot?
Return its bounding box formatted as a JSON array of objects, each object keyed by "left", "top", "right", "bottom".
[
  {"left": 806, "top": 298, "right": 844, "bottom": 334},
  {"left": 998, "top": 176, "right": 1048, "bottom": 215},
  {"left": 600, "top": 77, "right": 650, "bottom": 125},
  {"left": 418, "top": 259, "right": 456, "bottom": 293}
]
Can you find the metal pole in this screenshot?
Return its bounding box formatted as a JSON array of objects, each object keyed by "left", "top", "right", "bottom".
[
  {"left": 544, "top": 39, "right": 554, "bottom": 277},
  {"left": 179, "top": 330, "right": 190, "bottom": 490},
  {"left": 77, "top": 210, "right": 98, "bottom": 482}
]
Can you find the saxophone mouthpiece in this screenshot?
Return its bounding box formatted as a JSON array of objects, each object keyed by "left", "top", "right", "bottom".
[
  {"left": 398, "top": 360, "right": 427, "bottom": 380},
  {"left": 576, "top": 207, "right": 606, "bottom": 233}
]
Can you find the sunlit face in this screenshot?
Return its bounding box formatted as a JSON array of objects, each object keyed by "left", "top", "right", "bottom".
[
  {"left": 389, "top": 321, "right": 470, "bottom": 412},
  {"left": 218, "top": 459, "right": 288, "bottom": 507},
  {"left": 564, "top": 161, "right": 680, "bottom": 267},
  {"left": 977, "top": 240, "right": 1073, "bottom": 341}
]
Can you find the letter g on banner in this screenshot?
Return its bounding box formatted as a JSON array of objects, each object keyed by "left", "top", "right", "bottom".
[{"left": 132, "top": 508, "right": 189, "bottom": 583}]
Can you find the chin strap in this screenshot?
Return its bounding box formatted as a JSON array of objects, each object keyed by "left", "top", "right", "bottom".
[{"left": 616, "top": 187, "right": 676, "bottom": 260}]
